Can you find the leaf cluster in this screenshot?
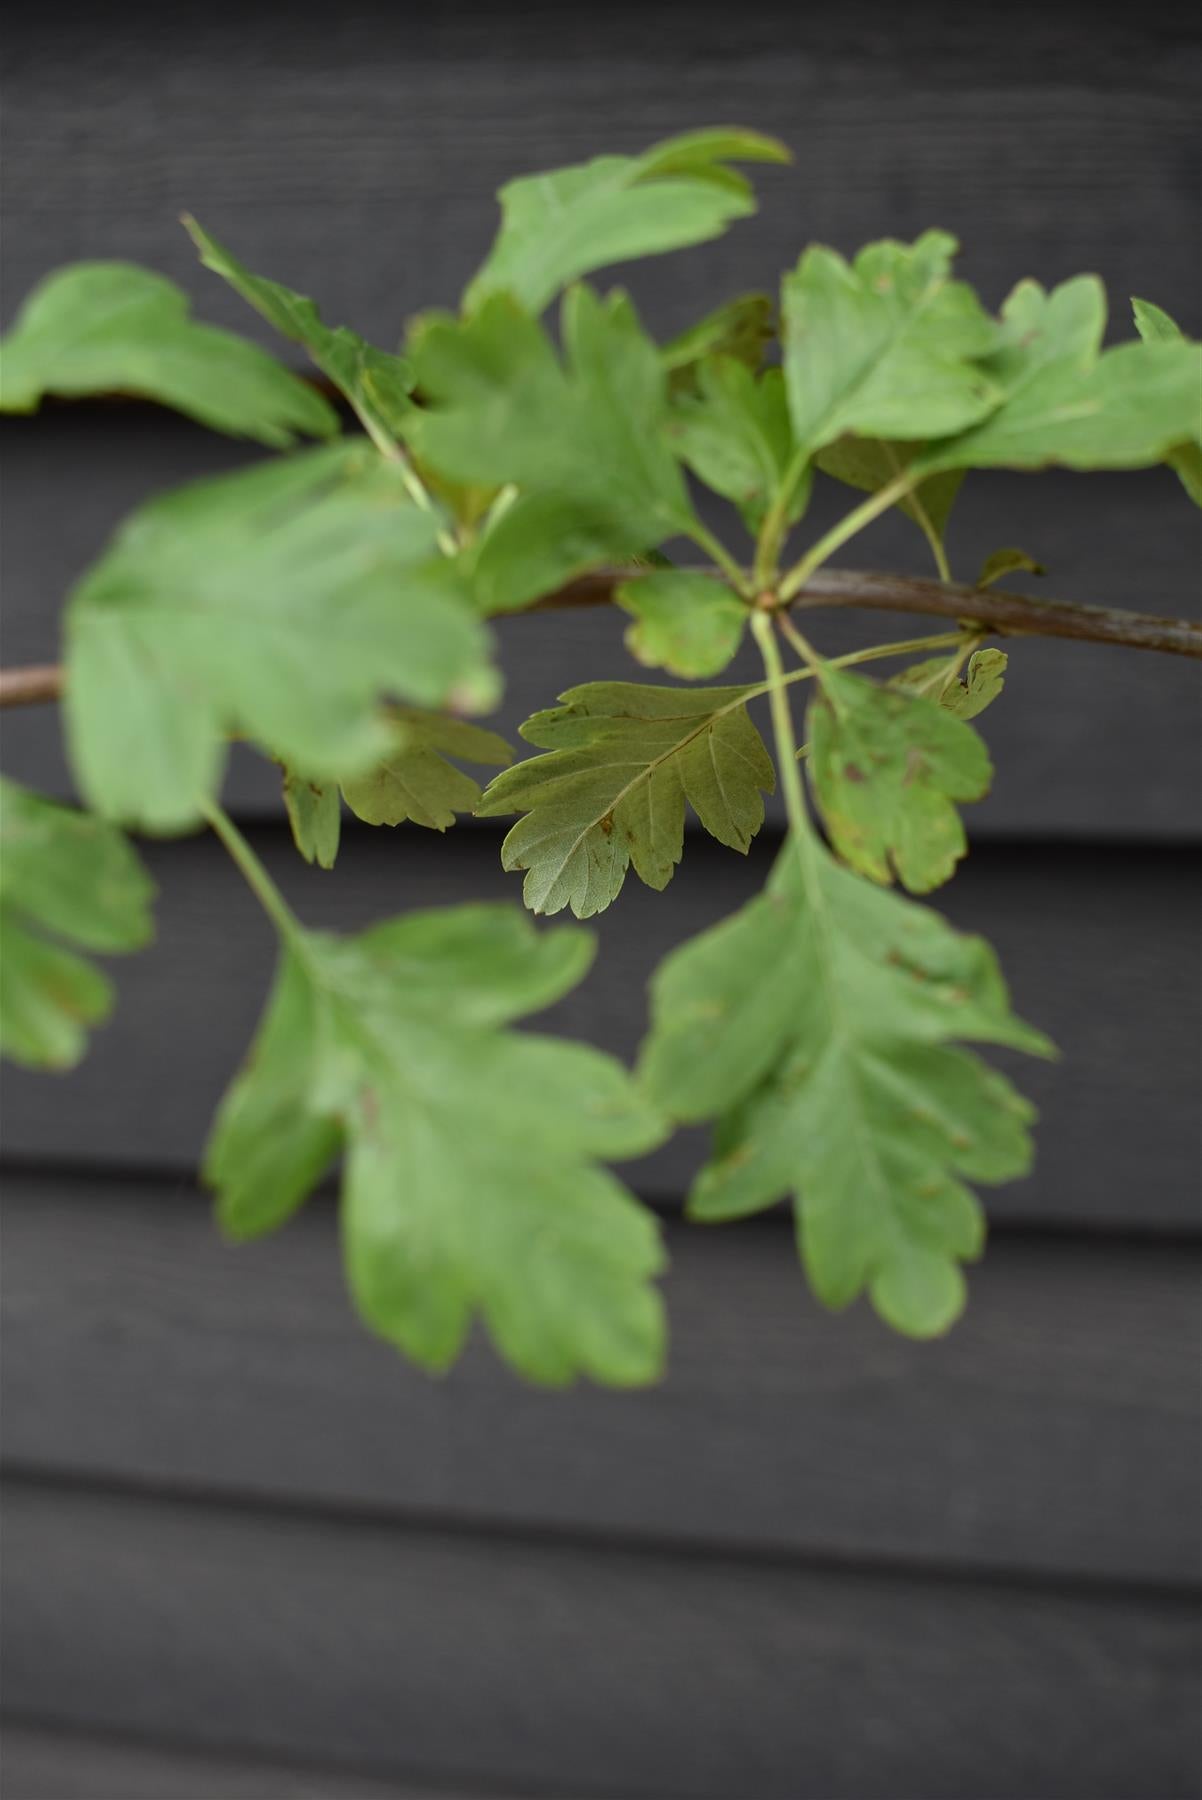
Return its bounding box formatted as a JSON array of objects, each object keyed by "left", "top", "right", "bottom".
[{"left": 1, "top": 127, "right": 1197, "bottom": 1381}]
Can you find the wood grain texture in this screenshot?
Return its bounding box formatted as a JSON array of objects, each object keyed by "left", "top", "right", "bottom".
[
  {"left": 3, "top": 408, "right": 1200, "bottom": 839},
  {"left": 2, "top": 829, "right": 1198, "bottom": 1230},
  {"left": 4, "top": 0, "right": 1199, "bottom": 343},
  {"left": 0, "top": 1724, "right": 475, "bottom": 1800},
  {"left": 4, "top": 1477, "right": 1199, "bottom": 1800},
  {"left": 3, "top": 1172, "right": 1198, "bottom": 1587}
]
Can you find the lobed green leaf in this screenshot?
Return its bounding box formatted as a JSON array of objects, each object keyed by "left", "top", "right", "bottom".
[
  {"left": 615, "top": 570, "right": 749, "bottom": 679},
  {"left": 0, "top": 778, "right": 154, "bottom": 1069},
  {"left": 1131, "top": 297, "right": 1202, "bottom": 506},
  {"left": 477, "top": 681, "right": 774, "bottom": 918},
  {"left": 782, "top": 233, "right": 1002, "bottom": 465},
  {"left": 465, "top": 129, "right": 789, "bottom": 316},
  {"left": 639, "top": 844, "right": 1052, "bottom": 1337},
  {"left": 667, "top": 359, "right": 804, "bottom": 531},
  {"left": 807, "top": 669, "right": 993, "bottom": 892},
  {"left": 920, "top": 277, "right": 1202, "bottom": 474},
  {"left": 184, "top": 218, "right": 416, "bottom": 447},
  {"left": 409, "top": 287, "right": 700, "bottom": 609},
  {"left": 342, "top": 711, "right": 512, "bottom": 831},
  {"left": 0, "top": 262, "right": 338, "bottom": 446},
  {"left": 65, "top": 443, "right": 496, "bottom": 833},
  {"left": 205, "top": 903, "right": 667, "bottom": 1386}
]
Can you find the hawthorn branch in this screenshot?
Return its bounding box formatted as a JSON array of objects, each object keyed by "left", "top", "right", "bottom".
[
  {"left": 1, "top": 568, "right": 1198, "bottom": 709},
  {"left": 534, "top": 567, "right": 1202, "bottom": 657},
  {"left": 0, "top": 664, "right": 66, "bottom": 707}
]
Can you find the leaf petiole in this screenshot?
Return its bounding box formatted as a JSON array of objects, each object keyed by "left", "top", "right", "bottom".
[
  {"left": 200, "top": 798, "right": 304, "bottom": 945},
  {"left": 778, "top": 467, "right": 919, "bottom": 600},
  {"left": 750, "top": 610, "right": 812, "bottom": 846},
  {"left": 753, "top": 445, "right": 810, "bottom": 589},
  {"left": 686, "top": 520, "right": 755, "bottom": 598}
]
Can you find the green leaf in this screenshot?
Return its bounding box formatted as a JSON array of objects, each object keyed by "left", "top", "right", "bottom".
[
  {"left": 661, "top": 293, "right": 775, "bottom": 393},
  {"left": 342, "top": 711, "right": 512, "bottom": 830},
  {"left": 282, "top": 771, "right": 341, "bottom": 870},
  {"left": 465, "top": 128, "right": 790, "bottom": 315},
  {"left": 0, "top": 262, "right": 338, "bottom": 447},
  {"left": 0, "top": 778, "right": 154, "bottom": 1069},
  {"left": 1131, "top": 297, "right": 1186, "bottom": 345},
  {"left": 976, "top": 547, "right": 1044, "bottom": 588},
  {"left": 921, "top": 277, "right": 1202, "bottom": 473},
  {"left": 409, "top": 287, "right": 699, "bottom": 609},
  {"left": 807, "top": 668, "right": 992, "bottom": 892},
  {"left": 477, "top": 681, "right": 775, "bottom": 918},
  {"left": 814, "top": 436, "right": 965, "bottom": 568},
  {"left": 782, "top": 233, "right": 1002, "bottom": 463},
  {"left": 205, "top": 903, "right": 667, "bottom": 1385},
  {"left": 184, "top": 218, "right": 415, "bottom": 447},
  {"left": 667, "top": 360, "right": 804, "bottom": 530},
  {"left": 1131, "top": 297, "right": 1202, "bottom": 506},
  {"left": 616, "top": 570, "right": 749, "bottom": 679},
  {"left": 892, "top": 648, "right": 1008, "bottom": 721},
  {"left": 65, "top": 442, "right": 496, "bottom": 833},
  {"left": 639, "top": 843, "right": 1052, "bottom": 1337}
]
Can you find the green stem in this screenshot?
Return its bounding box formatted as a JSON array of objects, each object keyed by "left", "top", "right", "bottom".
[
  {"left": 778, "top": 469, "right": 918, "bottom": 601},
  {"left": 352, "top": 406, "right": 459, "bottom": 558},
  {"left": 923, "top": 523, "right": 952, "bottom": 585},
  {"left": 744, "top": 627, "right": 970, "bottom": 711},
  {"left": 200, "top": 799, "right": 303, "bottom": 944},
  {"left": 906, "top": 631, "right": 983, "bottom": 698},
  {"left": 687, "top": 521, "right": 755, "bottom": 598},
  {"left": 750, "top": 611, "right": 812, "bottom": 844},
  {"left": 777, "top": 614, "right": 832, "bottom": 684},
  {"left": 753, "top": 447, "right": 809, "bottom": 589}
]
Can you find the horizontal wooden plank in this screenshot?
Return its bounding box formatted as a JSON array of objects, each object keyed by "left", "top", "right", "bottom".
[
  {"left": 4, "top": 1477, "right": 1199, "bottom": 1800},
  {"left": 4, "top": 2, "right": 1198, "bottom": 348},
  {"left": 2, "top": 407, "right": 1200, "bottom": 840},
  {"left": 3, "top": 1171, "right": 1198, "bottom": 1587},
  {"left": 0, "top": 1724, "right": 476, "bottom": 1800},
  {"left": 2, "top": 829, "right": 1198, "bottom": 1231}
]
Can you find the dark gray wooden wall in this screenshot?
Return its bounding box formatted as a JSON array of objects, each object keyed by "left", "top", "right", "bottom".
[{"left": 2, "top": 3, "right": 1200, "bottom": 1796}]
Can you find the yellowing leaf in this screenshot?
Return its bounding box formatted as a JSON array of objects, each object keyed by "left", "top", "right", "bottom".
[
  {"left": 342, "top": 712, "right": 512, "bottom": 831},
  {"left": 807, "top": 668, "right": 992, "bottom": 892},
  {"left": 205, "top": 903, "right": 667, "bottom": 1386},
  {"left": 639, "top": 843, "right": 1052, "bottom": 1337},
  {"left": 615, "top": 570, "right": 749, "bottom": 678},
  {"left": 66, "top": 444, "right": 495, "bottom": 833},
  {"left": 465, "top": 129, "right": 789, "bottom": 315},
  {"left": 282, "top": 772, "right": 341, "bottom": 870},
  {"left": 477, "top": 681, "right": 775, "bottom": 918},
  {"left": 0, "top": 778, "right": 154, "bottom": 1069},
  {"left": 891, "top": 648, "right": 1009, "bottom": 721},
  {"left": 0, "top": 262, "right": 338, "bottom": 446},
  {"left": 976, "top": 546, "right": 1045, "bottom": 588}
]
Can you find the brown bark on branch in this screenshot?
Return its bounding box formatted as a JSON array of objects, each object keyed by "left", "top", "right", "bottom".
[
  {"left": 1, "top": 569, "right": 1198, "bottom": 709},
  {"left": 0, "top": 665, "right": 66, "bottom": 707},
  {"left": 534, "top": 567, "right": 1202, "bottom": 657}
]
